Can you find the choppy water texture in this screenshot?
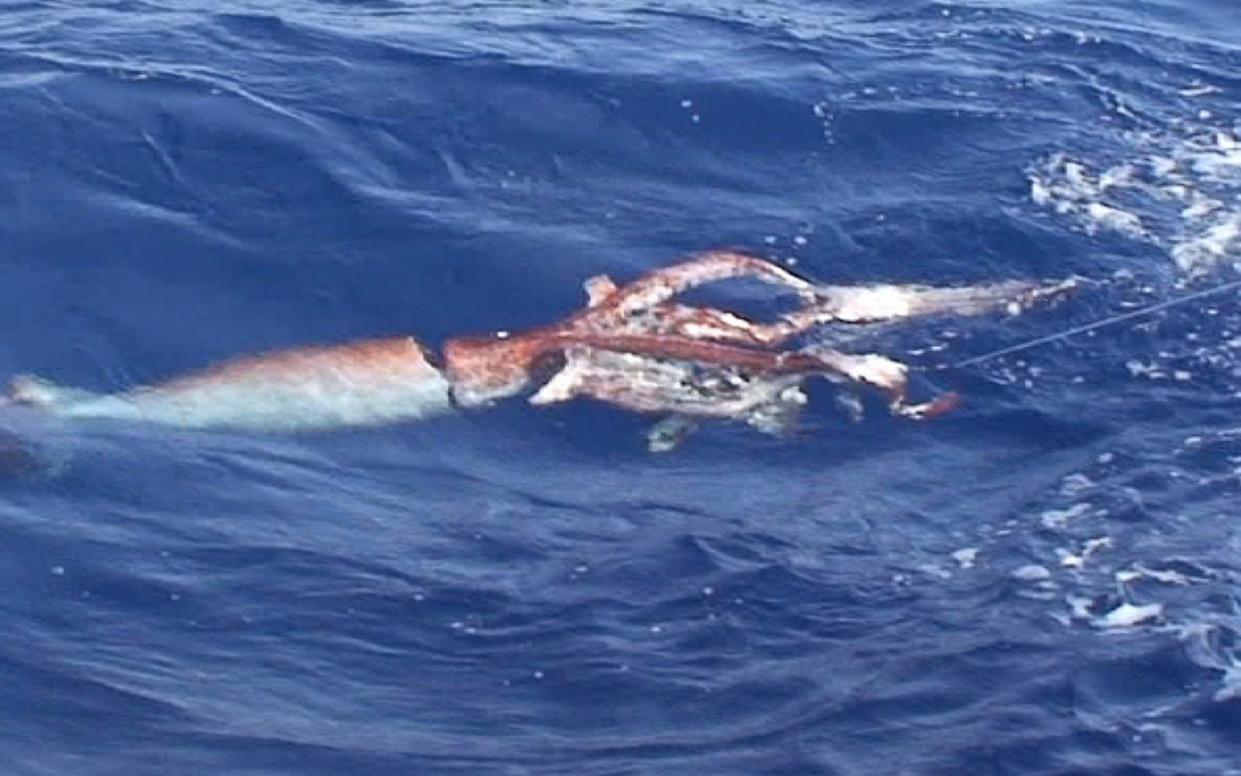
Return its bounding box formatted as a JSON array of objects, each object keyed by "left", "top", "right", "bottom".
[{"left": 2, "top": 1, "right": 1241, "bottom": 774}]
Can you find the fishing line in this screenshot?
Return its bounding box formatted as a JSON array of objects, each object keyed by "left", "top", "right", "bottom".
[{"left": 940, "top": 276, "right": 1241, "bottom": 370}]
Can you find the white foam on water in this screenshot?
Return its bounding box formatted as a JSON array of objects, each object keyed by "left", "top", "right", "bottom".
[
  {"left": 1215, "top": 663, "right": 1241, "bottom": 702},
  {"left": 1030, "top": 125, "right": 1241, "bottom": 276},
  {"left": 1097, "top": 602, "right": 1163, "bottom": 629},
  {"left": 1057, "top": 535, "right": 1111, "bottom": 569},
  {"left": 1172, "top": 211, "right": 1241, "bottom": 274},
  {"left": 935, "top": 419, "right": 1239, "bottom": 697},
  {"left": 1179, "top": 622, "right": 1241, "bottom": 701},
  {"left": 1012, "top": 563, "right": 1051, "bottom": 581},
  {"left": 1040, "top": 502, "right": 1092, "bottom": 529},
  {"left": 1066, "top": 594, "right": 1094, "bottom": 621},
  {"left": 1059, "top": 472, "right": 1096, "bottom": 497},
  {"left": 951, "top": 547, "right": 979, "bottom": 569},
  {"left": 1117, "top": 566, "right": 1194, "bottom": 586},
  {"left": 1029, "top": 154, "right": 1147, "bottom": 239}
]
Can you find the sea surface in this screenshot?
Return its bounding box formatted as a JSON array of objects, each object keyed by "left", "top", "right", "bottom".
[{"left": 2, "top": 1, "right": 1240, "bottom": 774}]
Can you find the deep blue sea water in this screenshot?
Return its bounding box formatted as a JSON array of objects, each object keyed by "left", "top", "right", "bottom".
[{"left": 2, "top": 1, "right": 1241, "bottom": 773}]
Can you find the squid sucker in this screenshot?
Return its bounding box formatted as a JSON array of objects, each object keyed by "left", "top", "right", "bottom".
[{"left": 3, "top": 251, "right": 1075, "bottom": 450}]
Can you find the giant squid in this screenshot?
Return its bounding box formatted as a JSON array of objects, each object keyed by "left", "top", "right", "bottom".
[{"left": 4, "top": 251, "right": 1075, "bottom": 451}]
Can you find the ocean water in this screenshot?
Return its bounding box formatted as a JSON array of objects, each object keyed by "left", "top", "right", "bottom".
[{"left": 2, "top": 1, "right": 1241, "bottom": 773}]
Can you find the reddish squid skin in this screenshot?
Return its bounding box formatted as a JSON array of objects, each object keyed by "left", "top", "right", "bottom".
[
  {"left": 6, "top": 251, "right": 1053, "bottom": 434},
  {"left": 7, "top": 336, "right": 456, "bottom": 431},
  {"left": 910, "top": 392, "right": 962, "bottom": 420}
]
